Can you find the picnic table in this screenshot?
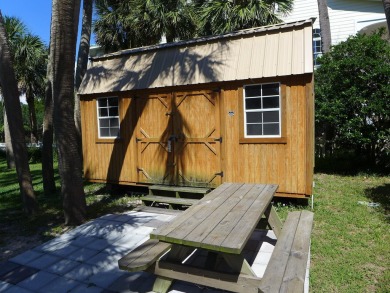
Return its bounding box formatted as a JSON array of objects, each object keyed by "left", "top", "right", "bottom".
[{"left": 119, "top": 183, "right": 314, "bottom": 293}]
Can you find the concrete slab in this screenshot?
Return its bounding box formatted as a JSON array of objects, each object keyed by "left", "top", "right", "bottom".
[
  {"left": 38, "top": 276, "right": 81, "bottom": 293},
  {"left": 26, "top": 253, "right": 62, "bottom": 270},
  {"left": 17, "top": 271, "right": 58, "bottom": 291},
  {"left": 9, "top": 250, "right": 43, "bottom": 266}
]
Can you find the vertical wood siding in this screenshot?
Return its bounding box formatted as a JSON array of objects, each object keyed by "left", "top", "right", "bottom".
[{"left": 80, "top": 74, "right": 314, "bottom": 197}]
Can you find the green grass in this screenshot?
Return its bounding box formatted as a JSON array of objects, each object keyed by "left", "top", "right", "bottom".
[
  {"left": 275, "top": 173, "right": 390, "bottom": 292},
  {"left": 0, "top": 155, "right": 389, "bottom": 291}
]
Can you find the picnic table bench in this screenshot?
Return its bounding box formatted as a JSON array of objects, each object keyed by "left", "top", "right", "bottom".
[{"left": 118, "top": 183, "right": 314, "bottom": 293}]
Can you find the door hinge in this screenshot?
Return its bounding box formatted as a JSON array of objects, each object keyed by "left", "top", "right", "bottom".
[
  {"left": 214, "top": 137, "right": 222, "bottom": 143},
  {"left": 215, "top": 171, "right": 224, "bottom": 177},
  {"left": 136, "top": 137, "right": 142, "bottom": 142}
]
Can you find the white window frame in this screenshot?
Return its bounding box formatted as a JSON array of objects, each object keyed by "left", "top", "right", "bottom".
[
  {"left": 313, "top": 28, "right": 322, "bottom": 68},
  {"left": 243, "top": 82, "right": 281, "bottom": 138},
  {"left": 96, "top": 96, "right": 120, "bottom": 139}
]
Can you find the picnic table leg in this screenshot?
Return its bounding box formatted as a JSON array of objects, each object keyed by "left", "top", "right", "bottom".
[
  {"left": 153, "top": 276, "right": 173, "bottom": 293},
  {"left": 264, "top": 205, "right": 283, "bottom": 238}
]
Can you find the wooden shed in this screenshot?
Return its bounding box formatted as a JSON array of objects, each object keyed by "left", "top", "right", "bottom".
[{"left": 78, "top": 19, "right": 315, "bottom": 198}]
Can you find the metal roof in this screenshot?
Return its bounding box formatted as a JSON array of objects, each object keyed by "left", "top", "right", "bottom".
[{"left": 78, "top": 19, "right": 314, "bottom": 95}]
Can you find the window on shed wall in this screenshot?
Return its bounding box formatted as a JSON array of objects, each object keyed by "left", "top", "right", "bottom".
[
  {"left": 97, "top": 97, "right": 120, "bottom": 138},
  {"left": 243, "top": 83, "right": 281, "bottom": 138},
  {"left": 313, "top": 28, "right": 322, "bottom": 68}
]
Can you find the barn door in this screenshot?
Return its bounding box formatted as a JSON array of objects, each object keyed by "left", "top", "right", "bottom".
[
  {"left": 173, "top": 90, "right": 222, "bottom": 187},
  {"left": 136, "top": 93, "right": 174, "bottom": 184}
]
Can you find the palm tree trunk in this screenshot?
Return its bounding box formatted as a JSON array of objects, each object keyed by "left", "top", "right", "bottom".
[
  {"left": 42, "top": 52, "right": 56, "bottom": 196},
  {"left": 74, "top": 0, "right": 93, "bottom": 162},
  {"left": 383, "top": 0, "right": 390, "bottom": 33},
  {"left": 26, "top": 90, "right": 38, "bottom": 143},
  {"left": 3, "top": 110, "right": 15, "bottom": 168},
  {"left": 317, "top": 0, "right": 332, "bottom": 53},
  {"left": 50, "top": 0, "right": 86, "bottom": 225},
  {"left": 0, "top": 10, "right": 38, "bottom": 216}
]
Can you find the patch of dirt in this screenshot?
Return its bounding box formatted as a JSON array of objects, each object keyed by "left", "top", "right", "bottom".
[{"left": 0, "top": 233, "right": 43, "bottom": 262}]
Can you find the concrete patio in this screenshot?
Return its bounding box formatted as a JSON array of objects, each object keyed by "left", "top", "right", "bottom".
[{"left": 0, "top": 208, "right": 310, "bottom": 293}]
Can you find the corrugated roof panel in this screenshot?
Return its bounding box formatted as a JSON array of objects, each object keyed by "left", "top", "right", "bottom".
[
  {"left": 277, "top": 31, "right": 293, "bottom": 76},
  {"left": 249, "top": 35, "right": 266, "bottom": 79},
  {"left": 78, "top": 19, "right": 314, "bottom": 95},
  {"left": 235, "top": 36, "right": 255, "bottom": 80},
  {"left": 304, "top": 25, "right": 314, "bottom": 73},
  {"left": 291, "top": 28, "right": 304, "bottom": 75},
  {"left": 262, "top": 33, "right": 279, "bottom": 77},
  {"left": 223, "top": 38, "right": 242, "bottom": 81}
]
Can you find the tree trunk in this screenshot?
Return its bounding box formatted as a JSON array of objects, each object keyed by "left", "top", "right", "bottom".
[
  {"left": 3, "top": 110, "right": 15, "bottom": 168},
  {"left": 0, "top": 10, "right": 38, "bottom": 216},
  {"left": 50, "top": 0, "right": 86, "bottom": 225},
  {"left": 74, "top": 0, "right": 93, "bottom": 162},
  {"left": 317, "top": 0, "right": 332, "bottom": 53},
  {"left": 42, "top": 49, "right": 56, "bottom": 196},
  {"left": 26, "top": 90, "right": 38, "bottom": 143},
  {"left": 384, "top": 0, "right": 390, "bottom": 33}
]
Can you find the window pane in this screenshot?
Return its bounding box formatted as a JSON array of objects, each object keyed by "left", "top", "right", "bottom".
[
  {"left": 108, "top": 98, "right": 118, "bottom": 107},
  {"left": 99, "top": 119, "right": 109, "bottom": 127},
  {"left": 263, "top": 111, "right": 279, "bottom": 123},
  {"left": 247, "top": 124, "right": 262, "bottom": 136},
  {"left": 109, "top": 107, "right": 118, "bottom": 116},
  {"left": 109, "top": 118, "right": 119, "bottom": 127},
  {"left": 245, "top": 98, "right": 261, "bottom": 109},
  {"left": 263, "top": 96, "right": 279, "bottom": 108},
  {"left": 100, "top": 127, "right": 109, "bottom": 137},
  {"left": 110, "top": 127, "right": 120, "bottom": 137},
  {"left": 262, "top": 84, "right": 279, "bottom": 96},
  {"left": 263, "top": 123, "right": 279, "bottom": 135},
  {"left": 98, "top": 99, "right": 107, "bottom": 107},
  {"left": 246, "top": 112, "right": 261, "bottom": 123},
  {"left": 99, "top": 108, "right": 108, "bottom": 117},
  {"left": 245, "top": 85, "right": 261, "bottom": 97}
]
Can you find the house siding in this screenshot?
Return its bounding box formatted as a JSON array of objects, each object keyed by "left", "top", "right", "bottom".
[{"left": 282, "top": 0, "right": 385, "bottom": 44}]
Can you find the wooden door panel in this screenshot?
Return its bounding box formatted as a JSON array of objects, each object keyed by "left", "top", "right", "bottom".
[
  {"left": 136, "top": 94, "right": 174, "bottom": 184},
  {"left": 173, "top": 91, "right": 221, "bottom": 187}
]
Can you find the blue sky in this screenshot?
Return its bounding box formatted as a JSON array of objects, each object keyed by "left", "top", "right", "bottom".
[{"left": 1, "top": 0, "right": 52, "bottom": 45}]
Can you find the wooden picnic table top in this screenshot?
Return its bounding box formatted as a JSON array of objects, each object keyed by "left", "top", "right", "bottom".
[{"left": 150, "top": 182, "right": 278, "bottom": 254}]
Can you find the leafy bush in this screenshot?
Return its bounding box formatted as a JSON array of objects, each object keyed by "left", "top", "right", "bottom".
[{"left": 315, "top": 30, "right": 390, "bottom": 170}]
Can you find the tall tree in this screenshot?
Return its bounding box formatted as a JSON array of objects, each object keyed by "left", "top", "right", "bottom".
[
  {"left": 199, "top": 0, "right": 293, "bottom": 35},
  {"left": 384, "top": 0, "right": 390, "bottom": 33},
  {"left": 317, "top": 0, "right": 332, "bottom": 53},
  {"left": 50, "top": 0, "right": 87, "bottom": 225},
  {"left": 0, "top": 10, "right": 38, "bottom": 215},
  {"left": 42, "top": 9, "right": 56, "bottom": 197},
  {"left": 74, "top": 0, "right": 93, "bottom": 159}
]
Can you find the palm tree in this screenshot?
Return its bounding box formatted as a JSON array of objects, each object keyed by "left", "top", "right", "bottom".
[
  {"left": 199, "top": 0, "right": 294, "bottom": 35},
  {"left": 93, "top": 0, "right": 198, "bottom": 52},
  {"left": 0, "top": 10, "right": 38, "bottom": 216},
  {"left": 50, "top": 0, "right": 87, "bottom": 225},
  {"left": 4, "top": 16, "right": 47, "bottom": 143}
]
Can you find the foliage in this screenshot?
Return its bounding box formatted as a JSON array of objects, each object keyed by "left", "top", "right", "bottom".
[
  {"left": 315, "top": 31, "right": 390, "bottom": 169},
  {"left": 93, "top": 0, "right": 293, "bottom": 52},
  {"left": 94, "top": 0, "right": 198, "bottom": 52},
  {"left": 199, "top": 0, "right": 293, "bottom": 35}
]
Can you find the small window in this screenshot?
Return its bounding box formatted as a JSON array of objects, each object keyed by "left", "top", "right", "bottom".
[
  {"left": 243, "top": 83, "right": 281, "bottom": 138},
  {"left": 313, "top": 28, "right": 322, "bottom": 67},
  {"left": 97, "top": 97, "right": 120, "bottom": 138}
]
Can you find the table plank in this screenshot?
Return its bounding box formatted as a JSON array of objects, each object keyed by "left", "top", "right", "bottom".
[
  {"left": 162, "top": 183, "right": 245, "bottom": 244},
  {"left": 200, "top": 184, "right": 267, "bottom": 252},
  {"left": 150, "top": 183, "right": 236, "bottom": 241},
  {"left": 220, "top": 184, "right": 278, "bottom": 253},
  {"left": 182, "top": 184, "right": 256, "bottom": 248}
]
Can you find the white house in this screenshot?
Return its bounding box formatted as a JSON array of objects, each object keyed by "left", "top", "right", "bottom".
[{"left": 282, "top": 0, "right": 387, "bottom": 64}]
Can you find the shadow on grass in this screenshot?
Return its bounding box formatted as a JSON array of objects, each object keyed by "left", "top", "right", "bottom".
[{"left": 365, "top": 183, "right": 390, "bottom": 222}]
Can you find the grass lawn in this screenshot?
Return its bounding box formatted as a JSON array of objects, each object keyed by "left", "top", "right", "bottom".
[{"left": 0, "top": 155, "right": 389, "bottom": 292}]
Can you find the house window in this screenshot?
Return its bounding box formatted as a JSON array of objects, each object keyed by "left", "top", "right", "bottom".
[
  {"left": 313, "top": 28, "right": 322, "bottom": 67},
  {"left": 243, "top": 83, "right": 281, "bottom": 138},
  {"left": 97, "top": 97, "right": 120, "bottom": 138}
]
